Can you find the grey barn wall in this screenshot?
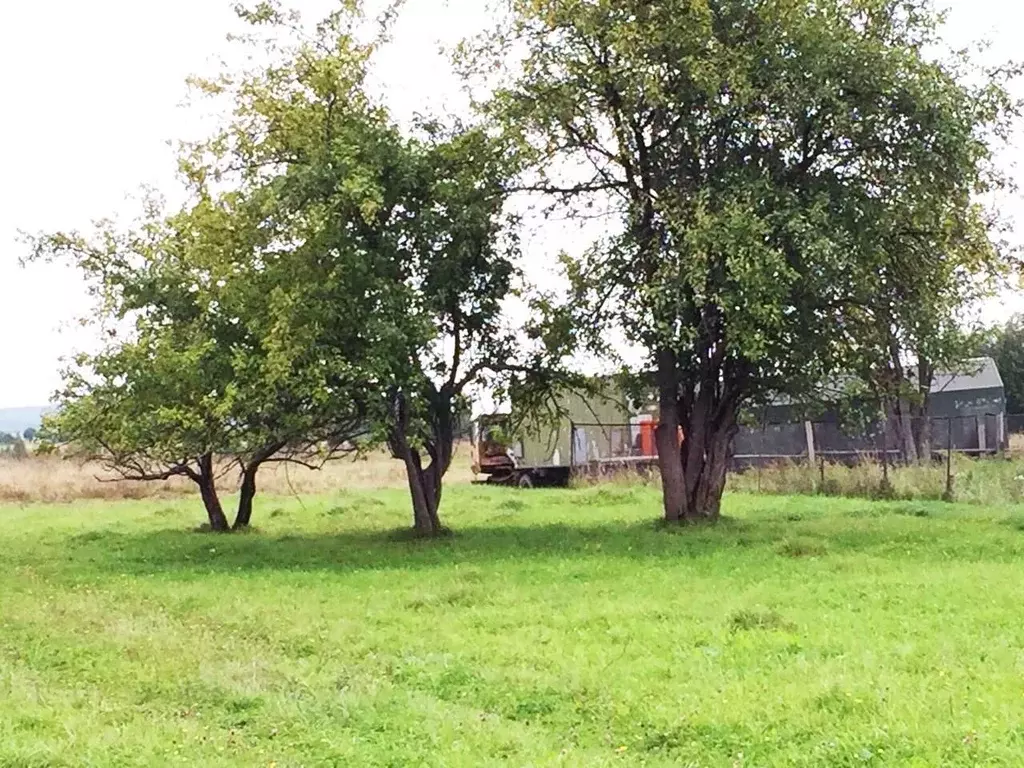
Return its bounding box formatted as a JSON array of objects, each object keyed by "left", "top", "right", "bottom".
[
  {"left": 733, "top": 394, "right": 1007, "bottom": 464},
  {"left": 930, "top": 387, "right": 1005, "bottom": 419}
]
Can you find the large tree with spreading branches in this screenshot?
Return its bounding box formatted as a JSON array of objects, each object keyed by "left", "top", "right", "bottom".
[{"left": 467, "top": 0, "right": 1019, "bottom": 522}]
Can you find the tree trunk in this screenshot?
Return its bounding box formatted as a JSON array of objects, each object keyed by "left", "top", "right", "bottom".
[
  {"left": 887, "top": 336, "right": 916, "bottom": 464},
  {"left": 233, "top": 465, "right": 258, "bottom": 530},
  {"left": 404, "top": 451, "right": 439, "bottom": 535},
  {"left": 655, "top": 349, "right": 687, "bottom": 522},
  {"left": 914, "top": 401, "right": 932, "bottom": 462},
  {"left": 197, "top": 454, "right": 229, "bottom": 532},
  {"left": 696, "top": 419, "right": 738, "bottom": 519},
  {"left": 389, "top": 389, "right": 452, "bottom": 537},
  {"left": 233, "top": 443, "right": 285, "bottom": 530},
  {"left": 896, "top": 397, "right": 918, "bottom": 464},
  {"left": 654, "top": 348, "right": 739, "bottom": 524},
  {"left": 879, "top": 403, "right": 893, "bottom": 494},
  {"left": 912, "top": 358, "right": 933, "bottom": 462}
]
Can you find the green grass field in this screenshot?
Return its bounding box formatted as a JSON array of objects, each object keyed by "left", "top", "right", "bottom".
[{"left": 4, "top": 486, "right": 1024, "bottom": 766}]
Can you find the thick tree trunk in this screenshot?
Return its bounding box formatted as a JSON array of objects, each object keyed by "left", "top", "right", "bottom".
[
  {"left": 233, "top": 466, "right": 258, "bottom": 530},
  {"left": 196, "top": 454, "right": 229, "bottom": 532},
  {"left": 400, "top": 446, "right": 443, "bottom": 536},
  {"left": 914, "top": 403, "right": 932, "bottom": 462},
  {"left": 389, "top": 388, "right": 453, "bottom": 537},
  {"left": 654, "top": 348, "right": 739, "bottom": 524},
  {"left": 233, "top": 442, "right": 284, "bottom": 530},
  {"left": 896, "top": 397, "right": 918, "bottom": 465},
  {"left": 696, "top": 419, "right": 737, "bottom": 519},
  {"left": 655, "top": 349, "right": 687, "bottom": 522},
  {"left": 886, "top": 336, "right": 917, "bottom": 464}
]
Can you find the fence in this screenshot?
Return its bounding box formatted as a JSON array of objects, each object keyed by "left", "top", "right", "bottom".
[
  {"left": 569, "top": 413, "right": 1019, "bottom": 489},
  {"left": 566, "top": 413, "right": 1024, "bottom": 504},
  {"left": 573, "top": 414, "right": 1006, "bottom": 463}
]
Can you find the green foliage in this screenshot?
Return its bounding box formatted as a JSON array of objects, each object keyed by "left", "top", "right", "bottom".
[
  {"left": 24, "top": 37, "right": 392, "bottom": 525},
  {"left": 982, "top": 315, "right": 1024, "bottom": 412},
  {"left": 181, "top": 6, "right": 532, "bottom": 532},
  {"left": 5, "top": 487, "right": 1024, "bottom": 764},
  {"left": 472, "top": 0, "right": 1020, "bottom": 517},
  {"left": 29, "top": 197, "right": 371, "bottom": 509},
  {"left": 25, "top": 3, "right": 540, "bottom": 533}
]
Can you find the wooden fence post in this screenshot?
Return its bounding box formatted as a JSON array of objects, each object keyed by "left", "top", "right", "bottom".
[
  {"left": 804, "top": 421, "right": 816, "bottom": 465},
  {"left": 944, "top": 417, "right": 954, "bottom": 502}
]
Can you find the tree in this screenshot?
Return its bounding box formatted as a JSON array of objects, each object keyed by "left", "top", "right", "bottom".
[
  {"left": 10, "top": 438, "right": 28, "bottom": 460},
  {"left": 474, "top": 0, "right": 1017, "bottom": 522},
  {"left": 29, "top": 193, "right": 373, "bottom": 532},
  {"left": 983, "top": 316, "right": 1024, "bottom": 414},
  {"left": 22, "top": 428, "right": 37, "bottom": 442},
  {"left": 831, "top": 195, "right": 1004, "bottom": 465},
  {"left": 175, "top": 3, "right": 532, "bottom": 536},
  {"left": 380, "top": 123, "right": 524, "bottom": 536},
  {"left": 48, "top": 332, "right": 239, "bottom": 531}
]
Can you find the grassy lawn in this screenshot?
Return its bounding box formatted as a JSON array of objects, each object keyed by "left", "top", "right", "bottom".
[{"left": 3, "top": 486, "right": 1024, "bottom": 766}]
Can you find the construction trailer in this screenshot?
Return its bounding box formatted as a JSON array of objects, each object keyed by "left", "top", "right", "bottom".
[
  {"left": 471, "top": 383, "right": 661, "bottom": 487},
  {"left": 471, "top": 357, "right": 1009, "bottom": 486}
]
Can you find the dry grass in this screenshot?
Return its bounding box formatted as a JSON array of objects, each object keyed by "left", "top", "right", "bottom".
[
  {"left": 0, "top": 444, "right": 476, "bottom": 504},
  {"left": 729, "top": 452, "right": 1024, "bottom": 505},
  {"left": 571, "top": 449, "right": 1024, "bottom": 507},
  {"left": 9, "top": 439, "right": 1024, "bottom": 508}
]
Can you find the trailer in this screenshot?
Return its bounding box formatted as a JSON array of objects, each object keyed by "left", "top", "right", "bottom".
[{"left": 470, "top": 384, "right": 663, "bottom": 487}]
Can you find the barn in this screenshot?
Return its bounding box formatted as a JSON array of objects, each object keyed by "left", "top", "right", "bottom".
[{"left": 733, "top": 357, "right": 1007, "bottom": 464}]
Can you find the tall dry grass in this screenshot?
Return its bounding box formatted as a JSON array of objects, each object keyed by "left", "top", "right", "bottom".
[
  {"left": 572, "top": 449, "right": 1024, "bottom": 507},
  {"left": 8, "top": 440, "right": 1024, "bottom": 507},
  {"left": 0, "top": 445, "right": 476, "bottom": 504},
  {"left": 729, "top": 452, "right": 1024, "bottom": 505}
]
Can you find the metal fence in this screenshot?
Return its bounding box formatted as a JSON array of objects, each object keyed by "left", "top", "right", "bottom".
[
  {"left": 570, "top": 413, "right": 1014, "bottom": 470},
  {"left": 567, "top": 413, "right": 1024, "bottom": 502},
  {"left": 737, "top": 413, "right": 1006, "bottom": 466}
]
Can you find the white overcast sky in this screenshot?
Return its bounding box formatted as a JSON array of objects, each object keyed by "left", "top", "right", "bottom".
[{"left": 0, "top": 0, "right": 1021, "bottom": 407}]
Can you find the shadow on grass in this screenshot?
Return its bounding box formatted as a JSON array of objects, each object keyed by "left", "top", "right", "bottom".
[{"left": 53, "top": 506, "right": 1024, "bottom": 580}]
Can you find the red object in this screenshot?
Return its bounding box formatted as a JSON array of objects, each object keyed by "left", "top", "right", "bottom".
[
  {"left": 638, "top": 421, "right": 684, "bottom": 457},
  {"left": 639, "top": 421, "right": 657, "bottom": 456}
]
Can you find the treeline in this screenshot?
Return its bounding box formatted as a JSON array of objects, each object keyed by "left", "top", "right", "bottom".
[
  {"left": 26, "top": 0, "right": 1019, "bottom": 533},
  {"left": 983, "top": 317, "right": 1024, "bottom": 414},
  {"left": 0, "top": 430, "right": 34, "bottom": 444}
]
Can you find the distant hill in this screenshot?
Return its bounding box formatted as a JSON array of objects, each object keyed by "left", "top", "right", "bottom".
[{"left": 0, "top": 406, "right": 52, "bottom": 437}]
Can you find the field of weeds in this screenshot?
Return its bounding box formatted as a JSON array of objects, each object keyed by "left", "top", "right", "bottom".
[
  {"left": 727, "top": 452, "right": 1024, "bottom": 505},
  {"left": 8, "top": 438, "right": 1024, "bottom": 510},
  {"left": 0, "top": 446, "right": 475, "bottom": 504}
]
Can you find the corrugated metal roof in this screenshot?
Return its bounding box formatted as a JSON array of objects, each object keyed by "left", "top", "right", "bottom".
[
  {"left": 927, "top": 356, "right": 1003, "bottom": 394},
  {"left": 772, "top": 357, "right": 1004, "bottom": 406}
]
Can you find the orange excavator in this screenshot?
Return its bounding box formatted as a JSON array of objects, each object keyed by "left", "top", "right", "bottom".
[{"left": 470, "top": 414, "right": 517, "bottom": 477}]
